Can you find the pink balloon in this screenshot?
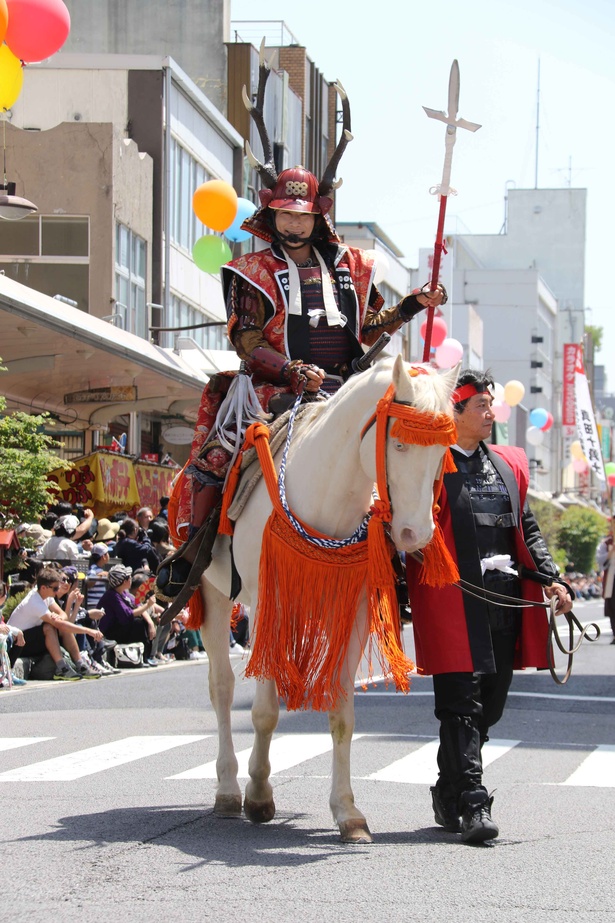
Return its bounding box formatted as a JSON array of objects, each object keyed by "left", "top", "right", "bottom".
[
  {"left": 434, "top": 337, "right": 463, "bottom": 369},
  {"left": 5, "top": 0, "right": 70, "bottom": 63},
  {"left": 572, "top": 458, "right": 588, "bottom": 473},
  {"left": 540, "top": 411, "right": 553, "bottom": 432},
  {"left": 492, "top": 400, "right": 511, "bottom": 423},
  {"left": 419, "top": 315, "right": 448, "bottom": 348}
]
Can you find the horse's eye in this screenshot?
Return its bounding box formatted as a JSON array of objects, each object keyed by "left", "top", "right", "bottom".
[{"left": 393, "top": 441, "right": 408, "bottom": 452}]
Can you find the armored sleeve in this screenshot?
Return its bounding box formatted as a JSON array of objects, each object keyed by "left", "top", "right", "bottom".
[
  {"left": 361, "top": 288, "right": 426, "bottom": 347},
  {"left": 226, "top": 275, "right": 304, "bottom": 385}
]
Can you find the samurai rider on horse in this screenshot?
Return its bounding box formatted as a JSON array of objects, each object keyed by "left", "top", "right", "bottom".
[{"left": 156, "top": 49, "right": 447, "bottom": 612}]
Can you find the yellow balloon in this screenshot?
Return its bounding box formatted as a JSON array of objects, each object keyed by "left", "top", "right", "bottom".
[
  {"left": 503, "top": 379, "right": 525, "bottom": 407},
  {"left": 0, "top": 44, "right": 23, "bottom": 110},
  {"left": 570, "top": 440, "right": 584, "bottom": 460}
]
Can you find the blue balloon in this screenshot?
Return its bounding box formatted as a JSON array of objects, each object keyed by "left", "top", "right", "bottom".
[
  {"left": 529, "top": 407, "right": 548, "bottom": 429},
  {"left": 225, "top": 197, "right": 257, "bottom": 243}
]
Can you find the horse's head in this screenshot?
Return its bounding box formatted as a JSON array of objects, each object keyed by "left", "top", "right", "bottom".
[{"left": 361, "top": 355, "right": 459, "bottom": 553}]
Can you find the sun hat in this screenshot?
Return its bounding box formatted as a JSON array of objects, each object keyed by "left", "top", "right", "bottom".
[{"left": 95, "top": 518, "right": 120, "bottom": 542}]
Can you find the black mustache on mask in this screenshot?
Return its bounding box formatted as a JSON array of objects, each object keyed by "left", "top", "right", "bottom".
[{"left": 276, "top": 231, "right": 304, "bottom": 244}]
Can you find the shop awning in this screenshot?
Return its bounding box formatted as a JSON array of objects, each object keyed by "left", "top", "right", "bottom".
[{"left": 0, "top": 275, "right": 238, "bottom": 429}]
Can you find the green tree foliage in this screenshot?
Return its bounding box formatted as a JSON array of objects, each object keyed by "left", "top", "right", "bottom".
[
  {"left": 585, "top": 324, "right": 603, "bottom": 353},
  {"left": 556, "top": 506, "right": 606, "bottom": 574},
  {"left": 0, "top": 360, "right": 65, "bottom": 527}
]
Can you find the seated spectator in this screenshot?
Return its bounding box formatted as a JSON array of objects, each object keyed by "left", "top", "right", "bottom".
[
  {"left": 86, "top": 543, "right": 111, "bottom": 608},
  {"left": 72, "top": 505, "right": 98, "bottom": 542},
  {"left": 98, "top": 565, "right": 158, "bottom": 664},
  {"left": 94, "top": 518, "right": 121, "bottom": 552},
  {"left": 114, "top": 518, "right": 159, "bottom": 572},
  {"left": 56, "top": 566, "right": 117, "bottom": 675},
  {"left": 7, "top": 566, "right": 103, "bottom": 680},
  {"left": 0, "top": 582, "right": 27, "bottom": 688},
  {"left": 148, "top": 518, "right": 173, "bottom": 567},
  {"left": 47, "top": 502, "right": 96, "bottom": 544},
  {"left": 130, "top": 570, "right": 166, "bottom": 666},
  {"left": 15, "top": 522, "right": 52, "bottom": 550},
  {"left": 37, "top": 515, "right": 82, "bottom": 562},
  {"left": 136, "top": 507, "right": 154, "bottom": 542}
]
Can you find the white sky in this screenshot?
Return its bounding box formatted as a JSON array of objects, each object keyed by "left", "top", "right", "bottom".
[{"left": 230, "top": 0, "right": 615, "bottom": 387}]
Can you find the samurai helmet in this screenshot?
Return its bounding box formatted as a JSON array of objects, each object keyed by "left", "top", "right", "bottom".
[{"left": 261, "top": 166, "right": 332, "bottom": 215}]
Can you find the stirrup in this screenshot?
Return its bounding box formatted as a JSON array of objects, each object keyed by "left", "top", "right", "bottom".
[{"left": 156, "top": 507, "right": 221, "bottom": 625}]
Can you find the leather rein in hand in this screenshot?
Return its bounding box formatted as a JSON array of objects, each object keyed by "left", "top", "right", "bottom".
[{"left": 409, "top": 551, "right": 601, "bottom": 685}]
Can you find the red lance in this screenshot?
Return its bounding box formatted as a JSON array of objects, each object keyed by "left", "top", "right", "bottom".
[{"left": 422, "top": 60, "right": 481, "bottom": 361}]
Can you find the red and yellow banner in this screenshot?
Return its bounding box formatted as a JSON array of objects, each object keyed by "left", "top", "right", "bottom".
[{"left": 48, "top": 451, "right": 175, "bottom": 517}]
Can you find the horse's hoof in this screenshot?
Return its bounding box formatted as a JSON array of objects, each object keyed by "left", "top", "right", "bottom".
[
  {"left": 244, "top": 796, "right": 276, "bottom": 824},
  {"left": 214, "top": 793, "right": 243, "bottom": 817},
  {"left": 338, "top": 819, "right": 373, "bottom": 844}
]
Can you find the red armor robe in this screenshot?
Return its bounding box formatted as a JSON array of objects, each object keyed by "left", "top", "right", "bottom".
[{"left": 406, "top": 444, "right": 550, "bottom": 676}]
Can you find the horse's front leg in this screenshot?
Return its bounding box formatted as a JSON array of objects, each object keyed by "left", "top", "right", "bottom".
[
  {"left": 199, "top": 577, "right": 242, "bottom": 817},
  {"left": 329, "top": 599, "right": 372, "bottom": 844},
  {"left": 244, "top": 677, "right": 279, "bottom": 823}
]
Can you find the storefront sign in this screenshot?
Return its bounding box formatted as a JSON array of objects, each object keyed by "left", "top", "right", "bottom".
[{"left": 64, "top": 386, "right": 138, "bottom": 404}]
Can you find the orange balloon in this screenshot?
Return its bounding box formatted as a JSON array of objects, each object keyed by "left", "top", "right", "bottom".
[
  {"left": 0, "top": 1, "right": 8, "bottom": 46},
  {"left": 192, "top": 180, "right": 238, "bottom": 232}
]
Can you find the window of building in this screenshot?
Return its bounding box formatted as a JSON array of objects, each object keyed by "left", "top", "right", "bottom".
[
  {"left": 0, "top": 215, "right": 89, "bottom": 310},
  {"left": 45, "top": 430, "right": 85, "bottom": 461},
  {"left": 170, "top": 137, "right": 210, "bottom": 252},
  {"left": 164, "top": 294, "right": 229, "bottom": 351},
  {"left": 115, "top": 223, "right": 147, "bottom": 338}
]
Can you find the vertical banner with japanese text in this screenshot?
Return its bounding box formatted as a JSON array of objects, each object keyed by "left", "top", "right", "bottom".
[
  {"left": 562, "top": 344, "right": 577, "bottom": 428},
  {"left": 574, "top": 348, "right": 605, "bottom": 482}
]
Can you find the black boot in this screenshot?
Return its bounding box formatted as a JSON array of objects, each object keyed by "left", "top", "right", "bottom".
[
  {"left": 155, "top": 482, "right": 222, "bottom": 618},
  {"left": 430, "top": 785, "right": 461, "bottom": 833},
  {"left": 459, "top": 787, "right": 499, "bottom": 844}
]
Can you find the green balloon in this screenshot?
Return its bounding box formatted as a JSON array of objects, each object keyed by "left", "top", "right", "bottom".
[{"left": 192, "top": 235, "right": 232, "bottom": 273}]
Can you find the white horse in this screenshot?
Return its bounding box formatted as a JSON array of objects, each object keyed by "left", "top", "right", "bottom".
[{"left": 194, "top": 355, "right": 458, "bottom": 843}]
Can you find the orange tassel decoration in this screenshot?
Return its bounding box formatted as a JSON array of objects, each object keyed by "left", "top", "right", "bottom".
[
  {"left": 185, "top": 586, "right": 205, "bottom": 630},
  {"left": 246, "top": 509, "right": 374, "bottom": 711}
]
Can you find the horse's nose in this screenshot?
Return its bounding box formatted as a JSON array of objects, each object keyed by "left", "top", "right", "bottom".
[{"left": 397, "top": 524, "right": 434, "bottom": 552}]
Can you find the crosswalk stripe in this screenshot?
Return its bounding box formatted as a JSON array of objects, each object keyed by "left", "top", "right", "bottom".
[
  {"left": 0, "top": 735, "right": 210, "bottom": 781},
  {"left": 365, "top": 738, "right": 520, "bottom": 783},
  {"left": 0, "top": 737, "right": 54, "bottom": 752},
  {"left": 561, "top": 745, "right": 615, "bottom": 788},
  {"left": 0, "top": 734, "right": 612, "bottom": 787},
  {"left": 168, "top": 733, "right": 365, "bottom": 780}
]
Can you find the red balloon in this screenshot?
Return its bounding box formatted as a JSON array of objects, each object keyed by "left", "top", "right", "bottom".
[
  {"left": 540, "top": 411, "right": 554, "bottom": 432},
  {"left": 608, "top": 473, "right": 615, "bottom": 488},
  {"left": 5, "top": 0, "right": 70, "bottom": 63},
  {"left": 419, "top": 315, "right": 448, "bottom": 348}
]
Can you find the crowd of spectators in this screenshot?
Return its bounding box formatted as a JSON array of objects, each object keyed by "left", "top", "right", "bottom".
[{"left": 0, "top": 497, "right": 249, "bottom": 689}]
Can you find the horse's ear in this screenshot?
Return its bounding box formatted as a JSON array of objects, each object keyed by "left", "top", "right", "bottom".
[
  {"left": 392, "top": 355, "right": 412, "bottom": 399},
  {"left": 440, "top": 362, "right": 462, "bottom": 400},
  {"left": 392, "top": 354, "right": 406, "bottom": 387}
]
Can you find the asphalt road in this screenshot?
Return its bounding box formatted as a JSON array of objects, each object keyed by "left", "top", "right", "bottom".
[{"left": 2, "top": 598, "right": 614, "bottom": 923}]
